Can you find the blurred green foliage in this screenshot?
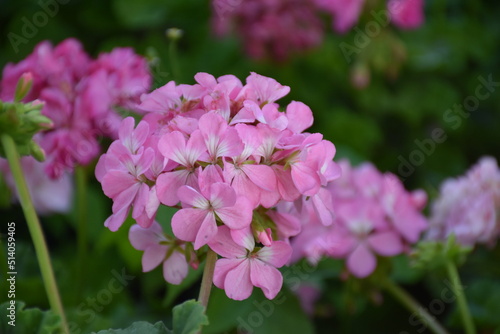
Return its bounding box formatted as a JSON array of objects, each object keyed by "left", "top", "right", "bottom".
[{"left": 1, "top": 0, "right": 500, "bottom": 333}]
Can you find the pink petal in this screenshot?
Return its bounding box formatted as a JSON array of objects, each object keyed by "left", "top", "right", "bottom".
[
  {"left": 286, "top": 101, "right": 313, "bottom": 133},
  {"left": 111, "top": 182, "right": 141, "bottom": 213},
  {"left": 250, "top": 260, "right": 283, "bottom": 299},
  {"left": 104, "top": 206, "right": 130, "bottom": 232},
  {"left": 291, "top": 162, "right": 320, "bottom": 196},
  {"left": 163, "top": 251, "right": 188, "bottom": 285},
  {"left": 102, "top": 170, "right": 137, "bottom": 198},
  {"left": 142, "top": 244, "right": 168, "bottom": 272},
  {"left": 131, "top": 183, "right": 150, "bottom": 219},
  {"left": 230, "top": 226, "right": 255, "bottom": 251},
  {"left": 177, "top": 185, "right": 208, "bottom": 209},
  {"left": 129, "top": 222, "right": 164, "bottom": 250},
  {"left": 242, "top": 164, "right": 276, "bottom": 192},
  {"left": 156, "top": 169, "right": 192, "bottom": 206},
  {"left": 208, "top": 226, "right": 247, "bottom": 258},
  {"left": 208, "top": 182, "right": 236, "bottom": 209},
  {"left": 367, "top": 231, "right": 404, "bottom": 256},
  {"left": 158, "top": 131, "right": 187, "bottom": 164},
  {"left": 194, "top": 211, "right": 218, "bottom": 250},
  {"left": 171, "top": 208, "right": 208, "bottom": 243},
  {"left": 257, "top": 241, "right": 292, "bottom": 267},
  {"left": 347, "top": 243, "right": 377, "bottom": 278},
  {"left": 215, "top": 197, "right": 253, "bottom": 229},
  {"left": 213, "top": 258, "right": 243, "bottom": 290},
  {"left": 224, "top": 260, "right": 253, "bottom": 300}
]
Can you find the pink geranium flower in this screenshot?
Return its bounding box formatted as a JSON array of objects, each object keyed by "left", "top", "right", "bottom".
[
  {"left": 209, "top": 226, "right": 292, "bottom": 300},
  {"left": 129, "top": 222, "right": 189, "bottom": 285},
  {"left": 172, "top": 167, "right": 253, "bottom": 249}
]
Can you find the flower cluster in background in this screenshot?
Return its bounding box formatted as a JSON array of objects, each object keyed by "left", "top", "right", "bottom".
[
  {"left": 290, "top": 159, "right": 428, "bottom": 278},
  {"left": 0, "top": 38, "right": 151, "bottom": 213},
  {"left": 427, "top": 156, "right": 500, "bottom": 247},
  {"left": 212, "top": 0, "right": 424, "bottom": 60},
  {"left": 97, "top": 71, "right": 341, "bottom": 300}
]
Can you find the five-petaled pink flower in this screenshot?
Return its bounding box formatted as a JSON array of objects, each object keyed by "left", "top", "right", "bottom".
[{"left": 209, "top": 226, "right": 292, "bottom": 300}]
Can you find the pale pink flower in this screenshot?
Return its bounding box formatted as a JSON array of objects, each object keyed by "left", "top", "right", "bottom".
[
  {"left": 172, "top": 168, "right": 253, "bottom": 249},
  {"left": 209, "top": 226, "right": 292, "bottom": 300},
  {"left": 428, "top": 156, "right": 500, "bottom": 247},
  {"left": 129, "top": 222, "right": 189, "bottom": 285}
]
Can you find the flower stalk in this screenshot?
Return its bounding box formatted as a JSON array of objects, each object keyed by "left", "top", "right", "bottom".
[
  {"left": 445, "top": 260, "right": 476, "bottom": 334},
  {"left": 1, "top": 133, "right": 69, "bottom": 334},
  {"left": 382, "top": 278, "right": 449, "bottom": 334},
  {"left": 198, "top": 247, "right": 217, "bottom": 309}
]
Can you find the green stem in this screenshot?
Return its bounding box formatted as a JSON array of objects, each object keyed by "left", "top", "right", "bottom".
[
  {"left": 1, "top": 134, "right": 69, "bottom": 334},
  {"left": 198, "top": 248, "right": 217, "bottom": 309},
  {"left": 382, "top": 278, "right": 449, "bottom": 334},
  {"left": 446, "top": 261, "right": 476, "bottom": 334},
  {"left": 168, "top": 34, "right": 181, "bottom": 81},
  {"left": 75, "top": 165, "right": 88, "bottom": 302}
]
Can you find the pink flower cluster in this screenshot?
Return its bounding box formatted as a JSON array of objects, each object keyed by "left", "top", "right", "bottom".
[
  {"left": 212, "top": 0, "right": 424, "bottom": 60},
  {"left": 290, "top": 159, "right": 428, "bottom": 278},
  {"left": 0, "top": 38, "right": 151, "bottom": 213},
  {"left": 0, "top": 38, "right": 151, "bottom": 178},
  {"left": 427, "top": 157, "right": 500, "bottom": 247},
  {"left": 97, "top": 72, "right": 341, "bottom": 300}
]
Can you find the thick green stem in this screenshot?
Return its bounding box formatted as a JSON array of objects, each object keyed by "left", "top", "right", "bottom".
[
  {"left": 75, "top": 165, "right": 88, "bottom": 301},
  {"left": 198, "top": 248, "right": 217, "bottom": 309},
  {"left": 1, "top": 134, "right": 69, "bottom": 334},
  {"left": 382, "top": 278, "right": 449, "bottom": 334},
  {"left": 446, "top": 261, "right": 476, "bottom": 334}
]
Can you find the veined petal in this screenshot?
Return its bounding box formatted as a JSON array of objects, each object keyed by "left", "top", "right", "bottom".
[
  {"left": 194, "top": 211, "right": 218, "bottom": 250},
  {"left": 171, "top": 208, "right": 208, "bottom": 243},
  {"left": 242, "top": 164, "right": 276, "bottom": 192},
  {"left": 156, "top": 169, "right": 192, "bottom": 206},
  {"left": 102, "top": 170, "right": 137, "bottom": 198},
  {"left": 178, "top": 185, "right": 208, "bottom": 209},
  {"left": 257, "top": 241, "right": 292, "bottom": 268},
  {"left": 213, "top": 258, "right": 243, "bottom": 290},
  {"left": 230, "top": 226, "right": 255, "bottom": 251},
  {"left": 208, "top": 225, "right": 247, "bottom": 258},
  {"left": 250, "top": 260, "right": 283, "bottom": 300},
  {"left": 209, "top": 182, "right": 236, "bottom": 209},
  {"left": 215, "top": 197, "right": 253, "bottom": 229},
  {"left": 224, "top": 260, "right": 253, "bottom": 300}
]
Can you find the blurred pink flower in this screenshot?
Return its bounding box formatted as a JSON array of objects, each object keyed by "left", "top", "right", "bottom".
[
  {"left": 427, "top": 156, "right": 500, "bottom": 247},
  {"left": 388, "top": 0, "right": 425, "bottom": 29}
]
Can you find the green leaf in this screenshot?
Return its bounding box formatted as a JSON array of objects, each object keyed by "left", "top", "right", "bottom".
[
  {"left": 0, "top": 301, "right": 62, "bottom": 334},
  {"left": 172, "top": 299, "right": 209, "bottom": 334},
  {"left": 93, "top": 321, "right": 172, "bottom": 334}
]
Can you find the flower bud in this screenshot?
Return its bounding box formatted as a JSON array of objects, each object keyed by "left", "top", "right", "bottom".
[
  {"left": 257, "top": 228, "right": 273, "bottom": 247},
  {"left": 14, "top": 72, "right": 33, "bottom": 102}
]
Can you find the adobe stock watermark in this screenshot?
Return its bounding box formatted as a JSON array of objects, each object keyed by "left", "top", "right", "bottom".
[
  {"left": 237, "top": 260, "right": 316, "bottom": 334},
  {"left": 8, "top": 0, "right": 70, "bottom": 54},
  {"left": 399, "top": 279, "right": 467, "bottom": 334},
  {"left": 339, "top": 0, "right": 416, "bottom": 64},
  {"left": 68, "top": 268, "right": 135, "bottom": 334},
  {"left": 397, "top": 74, "right": 499, "bottom": 180}
]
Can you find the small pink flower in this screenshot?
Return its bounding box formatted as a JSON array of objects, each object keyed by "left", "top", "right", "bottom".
[
  {"left": 171, "top": 168, "right": 253, "bottom": 249},
  {"left": 129, "top": 222, "right": 189, "bottom": 285},
  {"left": 209, "top": 226, "right": 292, "bottom": 300}
]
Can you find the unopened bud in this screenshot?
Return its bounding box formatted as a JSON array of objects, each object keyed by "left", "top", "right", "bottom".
[
  {"left": 257, "top": 228, "right": 273, "bottom": 247},
  {"left": 14, "top": 72, "right": 34, "bottom": 102}
]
